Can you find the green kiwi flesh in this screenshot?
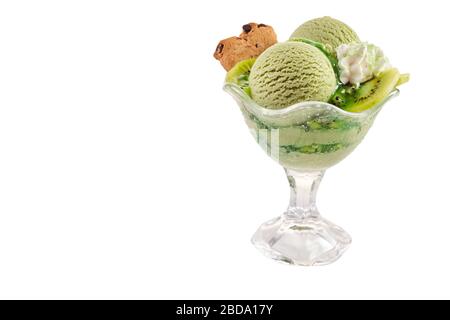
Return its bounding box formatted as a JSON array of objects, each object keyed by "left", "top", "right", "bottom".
[
  {"left": 396, "top": 73, "right": 410, "bottom": 87},
  {"left": 225, "top": 58, "right": 256, "bottom": 96},
  {"left": 330, "top": 68, "right": 400, "bottom": 113}
]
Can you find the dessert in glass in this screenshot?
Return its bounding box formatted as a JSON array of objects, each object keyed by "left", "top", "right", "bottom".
[{"left": 214, "top": 17, "right": 409, "bottom": 266}]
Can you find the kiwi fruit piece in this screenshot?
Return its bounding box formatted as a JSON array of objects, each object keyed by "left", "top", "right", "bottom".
[
  {"left": 330, "top": 68, "right": 400, "bottom": 112},
  {"left": 396, "top": 73, "right": 410, "bottom": 87},
  {"left": 225, "top": 58, "right": 256, "bottom": 96}
]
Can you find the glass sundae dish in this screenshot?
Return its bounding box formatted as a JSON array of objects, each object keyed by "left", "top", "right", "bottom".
[
  {"left": 225, "top": 83, "right": 398, "bottom": 265},
  {"left": 214, "top": 17, "right": 408, "bottom": 266}
]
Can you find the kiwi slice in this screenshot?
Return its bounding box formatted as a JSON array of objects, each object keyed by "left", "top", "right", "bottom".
[
  {"left": 396, "top": 73, "right": 410, "bottom": 87},
  {"left": 330, "top": 68, "right": 400, "bottom": 112},
  {"left": 225, "top": 58, "right": 256, "bottom": 96}
]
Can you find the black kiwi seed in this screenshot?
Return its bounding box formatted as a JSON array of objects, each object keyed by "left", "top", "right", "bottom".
[
  {"left": 355, "top": 79, "right": 381, "bottom": 102},
  {"left": 242, "top": 24, "right": 252, "bottom": 33}
]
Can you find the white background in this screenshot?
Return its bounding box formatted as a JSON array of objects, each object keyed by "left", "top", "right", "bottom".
[{"left": 0, "top": 0, "right": 449, "bottom": 300}]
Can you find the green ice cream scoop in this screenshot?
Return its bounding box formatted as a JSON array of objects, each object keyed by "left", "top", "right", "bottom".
[
  {"left": 249, "top": 42, "right": 337, "bottom": 109},
  {"left": 290, "top": 16, "right": 360, "bottom": 52}
]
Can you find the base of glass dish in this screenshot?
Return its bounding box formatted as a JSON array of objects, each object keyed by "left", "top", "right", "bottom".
[{"left": 251, "top": 213, "right": 351, "bottom": 266}]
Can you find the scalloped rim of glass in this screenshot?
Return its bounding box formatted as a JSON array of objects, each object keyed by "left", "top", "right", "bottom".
[{"left": 223, "top": 83, "right": 400, "bottom": 120}]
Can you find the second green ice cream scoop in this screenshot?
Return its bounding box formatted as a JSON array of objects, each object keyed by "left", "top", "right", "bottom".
[
  {"left": 249, "top": 42, "right": 337, "bottom": 109},
  {"left": 290, "top": 16, "right": 360, "bottom": 52}
]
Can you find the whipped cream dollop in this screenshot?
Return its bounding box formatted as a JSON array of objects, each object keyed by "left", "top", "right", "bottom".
[{"left": 336, "top": 42, "right": 391, "bottom": 86}]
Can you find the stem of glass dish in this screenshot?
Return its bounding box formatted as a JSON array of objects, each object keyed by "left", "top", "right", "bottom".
[{"left": 285, "top": 169, "right": 324, "bottom": 219}]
